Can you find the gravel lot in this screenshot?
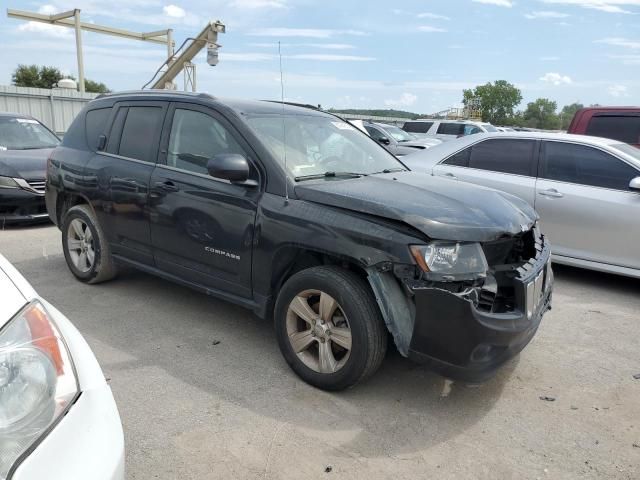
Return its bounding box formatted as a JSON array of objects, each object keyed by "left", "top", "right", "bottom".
[{"left": 2, "top": 224, "right": 639, "bottom": 479}]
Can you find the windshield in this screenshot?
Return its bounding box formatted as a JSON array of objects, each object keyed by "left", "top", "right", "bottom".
[
  {"left": 0, "top": 117, "right": 59, "bottom": 150},
  {"left": 379, "top": 124, "right": 415, "bottom": 142},
  {"left": 482, "top": 124, "right": 498, "bottom": 132},
  {"left": 613, "top": 143, "right": 640, "bottom": 162},
  {"left": 246, "top": 114, "right": 406, "bottom": 178}
]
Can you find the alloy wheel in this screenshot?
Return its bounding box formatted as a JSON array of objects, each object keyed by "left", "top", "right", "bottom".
[{"left": 66, "top": 218, "right": 95, "bottom": 273}]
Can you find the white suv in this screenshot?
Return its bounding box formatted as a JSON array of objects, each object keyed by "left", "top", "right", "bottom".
[{"left": 403, "top": 119, "right": 497, "bottom": 141}]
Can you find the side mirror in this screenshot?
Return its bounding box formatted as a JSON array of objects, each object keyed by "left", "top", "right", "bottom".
[
  {"left": 207, "top": 153, "right": 250, "bottom": 183},
  {"left": 97, "top": 134, "right": 107, "bottom": 151},
  {"left": 630, "top": 176, "right": 640, "bottom": 192},
  {"left": 378, "top": 136, "right": 391, "bottom": 145}
]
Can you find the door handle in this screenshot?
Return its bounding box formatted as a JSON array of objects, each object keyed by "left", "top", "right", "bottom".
[
  {"left": 154, "top": 181, "right": 179, "bottom": 192},
  {"left": 443, "top": 172, "right": 457, "bottom": 180},
  {"left": 538, "top": 189, "right": 564, "bottom": 198}
]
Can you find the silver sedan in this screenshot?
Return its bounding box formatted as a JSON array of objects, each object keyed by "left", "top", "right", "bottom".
[{"left": 403, "top": 132, "right": 640, "bottom": 278}]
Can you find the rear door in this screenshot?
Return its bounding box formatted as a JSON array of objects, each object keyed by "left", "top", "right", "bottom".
[
  {"left": 148, "top": 102, "right": 261, "bottom": 298},
  {"left": 433, "top": 138, "right": 538, "bottom": 205},
  {"left": 86, "top": 101, "right": 167, "bottom": 265},
  {"left": 535, "top": 141, "right": 640, "bottom": 268}
]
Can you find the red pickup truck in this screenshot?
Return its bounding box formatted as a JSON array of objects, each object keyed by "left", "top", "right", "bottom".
[{"left": 567, "top": 107, "right": 640, "bottom": 147}]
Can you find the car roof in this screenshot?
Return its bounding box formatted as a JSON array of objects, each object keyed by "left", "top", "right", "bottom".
[
  {"left": 402, "top": 131, "right": 640, "bottom": 170},
  {"left": 0, "top": 112, "right": 37, "bottom": 120},
  {"left": 94, "top": 90, "right": 333, "bottom": 118}
]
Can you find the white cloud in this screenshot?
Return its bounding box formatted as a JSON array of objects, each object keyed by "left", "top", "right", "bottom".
[
  {"left": 525, "top": 10, "right": 570, "bottom": 18},
  {"left": 384, "top": 93, "right": 418, "bottom": 107},
  {"left": 540, "top": 0, "right": 640, "bottom": 14},
  {"left": 17, "top": 22, "right": 73, "bottom": 38},
  {"left": 247, "top": 28, "right": 366, "bottom": 38},
  {"left": 540, "top": 72, "right": 573, "bottom": 85},
  {"left": 38, "top": 4, "right": 58, "bottom": 15},
  {"left": 220, "top": 52, "right": 375, "bottom": 62},
  {"left": 597, "top": 37, "right": 640, "bottom": 49},
  {"left": 417, "top": 12, "right": 451, "bottom": 20},
  {"left": 229, "top": 0, "right": 287, "bottom": 8},
  {"left": 418, "top": 26, "right": 448, "bottom": 32},
  {"left": 609, "top": 53, "right": 640, "bottom": 64},
  {"left": 163, "top": 5, "right": 186, "bottom": 18},
  {"left": 249, "top": 42, "right": 355, "bottom": 50},
  {"left": 608, "top": 84, "right": 629, "bottom": 96},
  {"left": 472, "top": 0, "right": 513, "bottom": 6}
]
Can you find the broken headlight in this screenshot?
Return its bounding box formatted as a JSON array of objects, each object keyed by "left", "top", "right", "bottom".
[
  {"left": 410, "top": 242, "right": 488, "bottom": 281},
  {"left": 0, "top": 301, "right": 79, "bottom": 479}
]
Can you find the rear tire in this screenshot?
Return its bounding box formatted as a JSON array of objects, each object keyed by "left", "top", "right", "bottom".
[
  {"left": 62, "top": 204, "right": 117, "bottom": 284},
  {"left": 274, "top": 266, "right": 387, "bottom": 391}
]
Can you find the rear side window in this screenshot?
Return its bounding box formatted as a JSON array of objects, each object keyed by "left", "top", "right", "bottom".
[
  {"left": 437, "top": 123, "right": 465, "bottom": 135},
  {"left": 118, "top": 106, "right": 164, "bottom": 163},
  {"left": 85, "top": 108, "right": 111, "bottom": 151},
  {"left": 586, "top": 115, "right": 640, "bottom": 144},
  {"left": 443, "top": 147, "right": 470, "bottom": 167},
  {"left": 541, "top": 141, "right": 639, "bottom": 190},
  {"left": 403, "top": 121, "right": 433, "bottom": 134},
  {"left": 469, "top": 139, "right": 535, "bottom": 176}
]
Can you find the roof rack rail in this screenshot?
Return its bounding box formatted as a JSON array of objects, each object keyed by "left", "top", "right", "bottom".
[{"left": 263, "top": 100, "right": 319, "bottom": 110}]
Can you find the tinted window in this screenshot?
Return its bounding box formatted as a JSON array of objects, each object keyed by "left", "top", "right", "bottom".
[
  {"left": 85, "top": 108, "right": 111, "bottom": 151},
  {"left": 168, "top": 109, "right": 247, "bottom": 175},
  {"left": 118, "top": 107, "right": 163, "bottom": 162},
  {"left": 464, "top": 125, "right": 482, "bottom": 135},
  {"left": 364, "top": 126, "right": 382, "bottom": 139},
  {"left": 444, "top": 148, "right": 470, "bottom": 167},
  {"left": 542, "top": 141, "right": 639, "bottom": 190},
  {"left": 586, "top": 115, "right": 640, "bottom": 144},
  {"left": 437, "top": 123, "right": 465, "bottom": 135},
  {"left": 469, "top": 139, "right": 535, "bottom": 175},
  {"left": 403, "top": 121, "right": 433, "bottom": 134}
]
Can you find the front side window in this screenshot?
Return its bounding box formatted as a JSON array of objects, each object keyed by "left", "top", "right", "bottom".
[
  {"left": 443, "top": 148, "right": 470, "bottom": 167},
  {"left": 469, "top": 139, "right": 535, "bottom": 176},
  {"left": 464, "top": 125, "right": 482, "bottom": 136},
  {"left": 379, "top": 125, "right": 414, "bottom": 142},
  {"left": 586, "top": 115, "right": 640, "bottom": 144},
  {"left": 168, "top": 109, "right": 247, "bottom": 175},
  {"left": 437, "top": 123, "right": 465, "bottom": 136},
  {"left": 542, "top": 141, "right": 639, "bottom": 190},
  {"left": 0, "top": 117, "right": 59, "bottom": 150},
  {"left": 85, "top": 108, "right": 111, "bottom": 151},
  {"left": 118, "top": 106, "right": 164, "bottom": 162},
  {"left": 247, "top": 114, "right": 404, "bottom": 178}
]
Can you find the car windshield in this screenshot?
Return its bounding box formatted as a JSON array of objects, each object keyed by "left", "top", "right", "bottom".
[
  {"left": 379, "top": 124, "right": 415, "bottom": 142},
  {"left": 247, "top": 114, "right": 406, "bottom": 179},
  {"left": 0, "top": 117, "right": 59, "bottom": 150},
  {"left": 482, "top": 124, "right": 498, "bottom": 132},
  {"left": 613, "top": 143, "right": 640, "bottom": 162}
]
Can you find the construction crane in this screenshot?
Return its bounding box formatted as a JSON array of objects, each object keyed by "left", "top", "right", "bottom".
[{"left": 147, "top": 21, "right": 226, "bottom": 92}]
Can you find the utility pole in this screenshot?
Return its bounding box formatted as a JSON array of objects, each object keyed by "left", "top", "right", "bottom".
[{"left": 7, "top": 8, "right": 173, "bottom": 93}]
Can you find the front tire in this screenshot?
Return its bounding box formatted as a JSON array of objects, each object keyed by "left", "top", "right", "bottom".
[
  {"left": 62, "top": 204, "right": 117, "bottom": 284},
  {"left": 274, "top": 266, "right": 387, "bottom": 391}
]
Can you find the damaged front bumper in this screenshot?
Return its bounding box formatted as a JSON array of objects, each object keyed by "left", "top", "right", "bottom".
[{"left": 369, "top": 228, "right": 553, "bottom": 383}]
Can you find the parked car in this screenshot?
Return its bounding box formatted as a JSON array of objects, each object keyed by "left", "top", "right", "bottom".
[
  {"left": 0, "top": 113, "right": 59, "bottom": 225},
  {"left": 567, "top": 107, "right": 640, "bottom": 147},
  {"left": 362, "top": 121, "right": 442, "bottom": 156},
  {"left": 403, "top": 132, "right": 640, "bottom": 278},
  {"left": 46, "top": 91, "right": 552, "bottom": 390},
  {"left": 0, "top": 254, "right": 124, "bottom": 480},
  {"left": 402, "top": 119, "right": 498, "bottom": 141}
]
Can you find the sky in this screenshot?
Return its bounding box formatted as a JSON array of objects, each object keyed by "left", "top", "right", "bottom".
[{"left": 1, "top": 0, "right": 639, "bottom": 114}]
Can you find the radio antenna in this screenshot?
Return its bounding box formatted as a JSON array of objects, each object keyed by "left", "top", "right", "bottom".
[{"left": 278, "top": 41, "right": 289, "bottom": 204}]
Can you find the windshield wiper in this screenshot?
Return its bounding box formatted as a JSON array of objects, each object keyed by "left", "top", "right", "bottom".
[
  {"left": 295, "top": 171, "right": 367, "bottom": 182},
  {"left": 372, "top": 167, "right": 407, "bottom": 174}
]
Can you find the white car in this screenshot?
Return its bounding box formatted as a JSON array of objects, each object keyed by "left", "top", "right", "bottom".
[
  {"left": 402, "top": 119, "right": 498, "bottom": 141},
  {"left": 0, "top": 254, "right": 124, "bottom": 480}
]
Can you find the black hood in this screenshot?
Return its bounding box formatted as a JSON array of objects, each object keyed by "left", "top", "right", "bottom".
[
  {"left": 295, "top": 171, "right": 538, "bottom": 242},
  {"left": 0, "top": 148, "right": 52, "bottom": 180}
]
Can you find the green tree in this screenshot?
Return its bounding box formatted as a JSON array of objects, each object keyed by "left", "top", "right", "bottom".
[
  {"left": 462, "top": 80, "right": 523, "bottom": 125},
  {"left": 559, "top": 102, "right": 584, "bottom": 130},
  {"left": 12, "top": 64, "right": 63, "bottom": 89},
  {"left": 523, "top": 98, "right": 559, "bottom": 130},
  {"left": 84, "top": 79, "right": 110, "bottom": 94}
]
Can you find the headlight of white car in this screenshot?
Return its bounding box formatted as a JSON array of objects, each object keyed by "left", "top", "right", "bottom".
[
  {"left": 410, "top": 242, "right": 488, "bottom": 281},
  {"left": 0, "top": 301, "right": 79, "bottom": 480}
]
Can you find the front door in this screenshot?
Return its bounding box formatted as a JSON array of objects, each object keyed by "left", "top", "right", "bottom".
[
  {"left": 535, "top": 140, "right": 640, "bottom": 269},
  {"left": 149, "top": 103, "right": 261, "bottom": 298}
]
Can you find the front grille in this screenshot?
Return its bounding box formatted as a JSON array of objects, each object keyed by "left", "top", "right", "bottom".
[{"left": 26, "top": 180, "right": 46, "bottom": 194}]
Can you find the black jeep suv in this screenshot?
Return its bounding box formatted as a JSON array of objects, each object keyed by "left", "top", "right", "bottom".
[{"left": 46, "top": 91, "right": 553, "bottom": 390}]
